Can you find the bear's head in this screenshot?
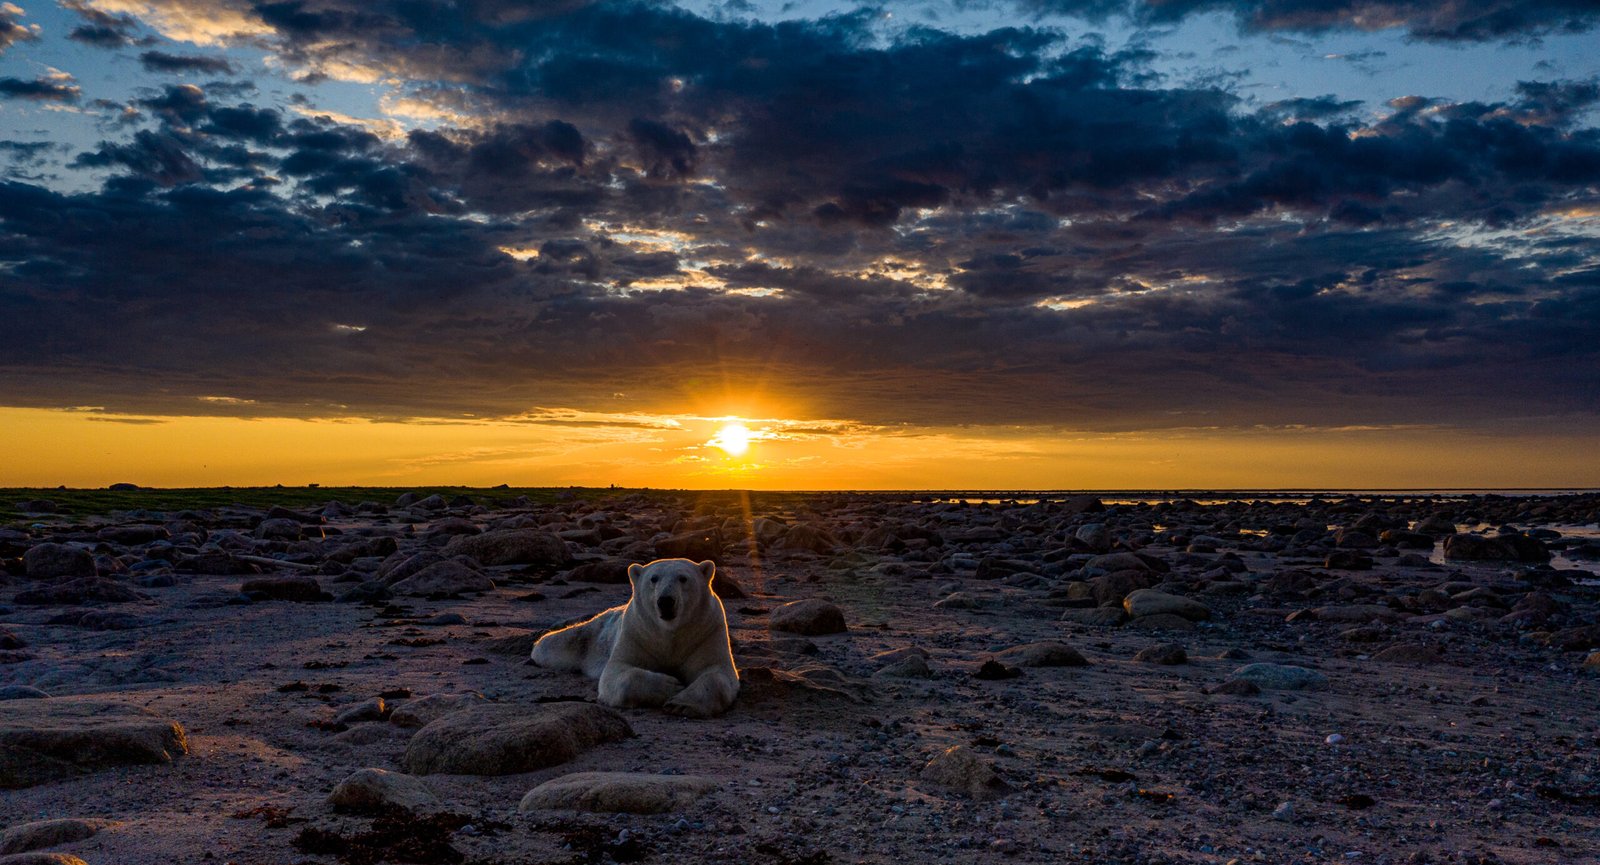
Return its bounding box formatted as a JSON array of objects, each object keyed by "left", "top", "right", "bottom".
[{"left": 627, "top": 557, "right": 717, "bottom": 629}]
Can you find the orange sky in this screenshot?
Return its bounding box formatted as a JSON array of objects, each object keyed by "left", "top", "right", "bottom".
[{"left": 4, "top": 406, "right": 1595, "bottom": 490}]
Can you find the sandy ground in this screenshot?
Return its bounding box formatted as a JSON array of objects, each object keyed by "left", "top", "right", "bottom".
[{"left": 3, "top": 491, "right": 1600, "bottom": 865}]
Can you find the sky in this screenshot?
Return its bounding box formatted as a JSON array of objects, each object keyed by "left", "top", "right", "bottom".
[{"left": 0, "top": 0, "right": 1598, "bottom": 489}]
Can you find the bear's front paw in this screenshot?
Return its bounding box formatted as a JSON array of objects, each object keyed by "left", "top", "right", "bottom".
[{"left": 663, "top": 696, "right": 715, "bottom": 719}]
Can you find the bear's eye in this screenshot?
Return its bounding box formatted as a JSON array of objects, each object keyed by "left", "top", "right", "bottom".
[
  {"left": 650, "top": 576, "right": 658, "bottom": 584},
  {"left": 677, "top": 575, "right": 687, "bottom": 584}
]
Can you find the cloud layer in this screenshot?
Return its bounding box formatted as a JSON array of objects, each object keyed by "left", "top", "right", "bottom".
[{"left": 0, "top": 0, "right": 1596, "bottom": 438}]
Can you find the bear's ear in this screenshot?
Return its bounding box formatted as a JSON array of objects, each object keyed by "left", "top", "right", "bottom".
[
  {"left": 697, "top": 559, "right": 715, "bottom": 582},
  {"left": 627, "top": 563, "right": 644, "bottom": 584}
]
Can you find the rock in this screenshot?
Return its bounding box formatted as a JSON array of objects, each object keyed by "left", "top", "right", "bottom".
[
  {"left": 1371, "top": 643, "right": 1445, "bottom": 664},
  {"left": 97, "top": 525, "right": 169, "bottom": 545},
  {"left": 22, "top": 544, "right": 94, "bottom": 580},
  {"left": 1442, "top": 534, "right": 1516, "bottom": 561},
  {"left": 1309, "top": 604, "right": 1401, "bottom": 624},
  {"left": 768, "top": 599, "right": 847, "bottom": 636},
  {"left": 1204, "top": 678, "right": 1261, "bottom": 696},
  {"left": 1134, "top": 643, "right": 1187, "bottom": 664},
  {"left": 933, "top": 591, "right": 987, "bottom": 610},
  {"left": 1123, "top": 589, "right": 1211, "bottom": 621},
  {"left": 0, "top": 854, "right": 90, "bottom": 865},
  {"left": 1379, "top": 529, "right": 1434, "bottom": 549},
  {"left": 974, "top": 660, "right": 1021, "bottom": 680},
  {"left": 565, "top": 557, "right": 633, "bottom": 584},
  {"left": 413, "top": 494, "right": 448, "bottom": 511},
  {"left": 1544, "top": 624, "right": 1600, "bottom": 651},
  {"left": 1085, "top": 553, "right": 1152, "bottom": 573},
  {"left": 0, "top": 627, "right": 23, "bottom": 650},
  {"left": 334, "top": 698, "right": 388, "bottom": 725},
  {"left": 1324, "top": 550, "right": 1373, "bottom": 570},
  {"left": 1414, "top": 514, "right": 1457, "bottom": 535},
  {"left": 0, "top": 686, "right": 49, "bottom": 701},
  {"left": 376, "top": 552, "right": 446, "bottom": 585},
  {"left": 14, "top": 578, "right": 144, "bottom": 605},
  {"left": 738, "top": 665, "right": 869, "bottom": 705},
  {"left": 1334, "top": 528, "right": 1378, "bottom": 549},
  {"left": 483, "top": 631, "right": 539, "bottom": 656},
  {"left": 401, "top": 702, "right": 633, "bottom": 776},
  {"left": 0, "top": 819, "right": 109, "bottom": 855},
  {"left": 1089, "top": 570, "right": 1155, "bottom": 605},
  {"left": 656, "top": 529, "right": 726, "bottom": 560},
  {"left": 0, "top": 699, "right": 187, "bottom": 788},
  {"left": 518, "top": 772, "right": 719, "bottom": 814},
  {"left": 1583, "top": 652, "right": 1600, "bottom": 672},
  {"left": 1059, "top": 607, "right": 1127, "bottom": 627},
  {"left": 875, "top": 654, "right": 932, "bottom": 678},
  {"left": 328, "top": 767, "right": 437, "bottom": 811},
  {"left": 239, "top": 576, "right": 324, "bottom": 602},
  {"left": 991, "top": 641, "right": 1089, "bottom": 667},
  {"left": 254, "top": 518, "right": 302, "bottom": 541},
  {"left": 388, "top": 692, "right": 488, "bottom": 728},
  {"left": 443, "top": 530, "right": 571, "bottom": 567},
  {"left": 920, "top": 745, "right": 1008, "bottom": 798},
  {"left": 1230, "top": 663, "right": 1328, "bottom": 691},
  {"left": 711, "top": 569, "right": 746, "bottom": 599},
  {"left": 1124, "top": 613, "right": 1198, "bottom": 632},
  {"left": 389, "top": 561, "right": 494, "bottom": 597},
  {"left": 775, "top": 524, "right": 838, "bottom": 554},
  {"left": 1075, "top": 523, "right": 1112, "bottom": 552}
]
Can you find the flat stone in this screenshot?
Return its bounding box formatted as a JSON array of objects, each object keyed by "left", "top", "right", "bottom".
[
  {"left": 1123, "top": 589, "right": 1211, "bottom": 621},
  {"left": 1309, "top": 604, "right": 1402, "bottom": 624},
  {"left": 1059, "top": 607, "right": 1127, "bottom": 627},
  {"left": 0, "top": 699, "right": 187, "bottom": 788},
  {"left": 328, "top": 767, "right": 437, "bottom": 811},
  {"left": 1124, "top": 612, "right": 1198, "bottom": 632},
  {"left": 1230, "top": 663, "right": 1328, "bottom": 691},
  {"left": 239, "top": 576, "right": 324, "bottom": 602},
  {"left": 401, "top": 702, "right": 632, "bottom": 776},
  {"left": 0, "top": 819, "right": 111, "bottom": 855},
  {"left": 991, "top": 641, "right": 1089, "bottom": 667},
  {"left": 0, "top": 686, "right": 50, "bottom": 701},
  {"left": 768, "top": 599, "right": 847, "bottom": 636},
  {"left": 1133, "top": 643, "right": 1187, "bottom": 664},
  {"left": 1371, "top": 643, "right": 1445, "bottom": 664},
  {"left": 13, "top": 578, "right": 144, "bottom": 606},
  {"left": 518, "top": 771, "right": 719, "bottom": 814}
]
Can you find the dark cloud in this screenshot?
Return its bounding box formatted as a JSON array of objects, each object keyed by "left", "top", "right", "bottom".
[
  {"left": 61, "top": 0, "right": 142, "bottom": 48},
  {"left": 0, "top": 1, "right": 1596, "bottom": 437},
  {"left": 139, "top": 50, "right": 237, "bottom": 75},
  {"left": 0, "top": 76, "right": 80, "bottom": 102},
  {"left": 1008, "top": 0, "right": 1600, "bottom": 41}
]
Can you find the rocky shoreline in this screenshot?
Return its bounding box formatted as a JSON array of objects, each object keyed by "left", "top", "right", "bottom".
[{"left": 3, "top": 490, "right": 1599, "bottom": 864}]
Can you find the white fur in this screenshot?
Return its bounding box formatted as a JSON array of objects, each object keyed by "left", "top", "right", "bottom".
[{"left": 530, "top": 558, "right": 740, "bottom": 718}]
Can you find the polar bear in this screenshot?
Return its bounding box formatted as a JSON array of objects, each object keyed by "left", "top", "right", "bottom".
[{"left": 531, "top": 558, "right": 740, "bottom": 718}]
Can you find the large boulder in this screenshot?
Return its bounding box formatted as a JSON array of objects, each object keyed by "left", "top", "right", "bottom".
[
  {"left": 0, "top": 699, "right": 187, "bottom": 788},
  {"left": 444, "top": 530, "right": 571, "bottom": 567},
  {"left": 388, "top": 561, "right": 493, "bottom": 597},
  {"left": 401, "top": 702, "right": 632, "bottom": 776},
  {"left": 768, "top": 599, "right": 847, "bottom": 636},
  {"left": 991, "top": 642, "right": 1089, "bottom": 668},
  {"left": 518, "top": 772, "right": 719, "bottom": 814},
  {"left": 22, "top": 544, "right": 94, "bottom": 580},
  {"left": 388, "top": 692, "right": 488, "bottom": 728},
  {"left": 1441, "top": 534, "right": 1516, "bottom": 561},
  {"left": 565, "top": 557, "right": 634, "bottom": 584}
]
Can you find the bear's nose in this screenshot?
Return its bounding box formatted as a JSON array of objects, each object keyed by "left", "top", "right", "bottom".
[{"left": 657, "top": 595, "right": 677, "bottom": 621}]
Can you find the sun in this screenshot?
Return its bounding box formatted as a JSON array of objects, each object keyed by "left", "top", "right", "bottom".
[{"left": 709, "top": 422, "right": 753, "bottom": 457}]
